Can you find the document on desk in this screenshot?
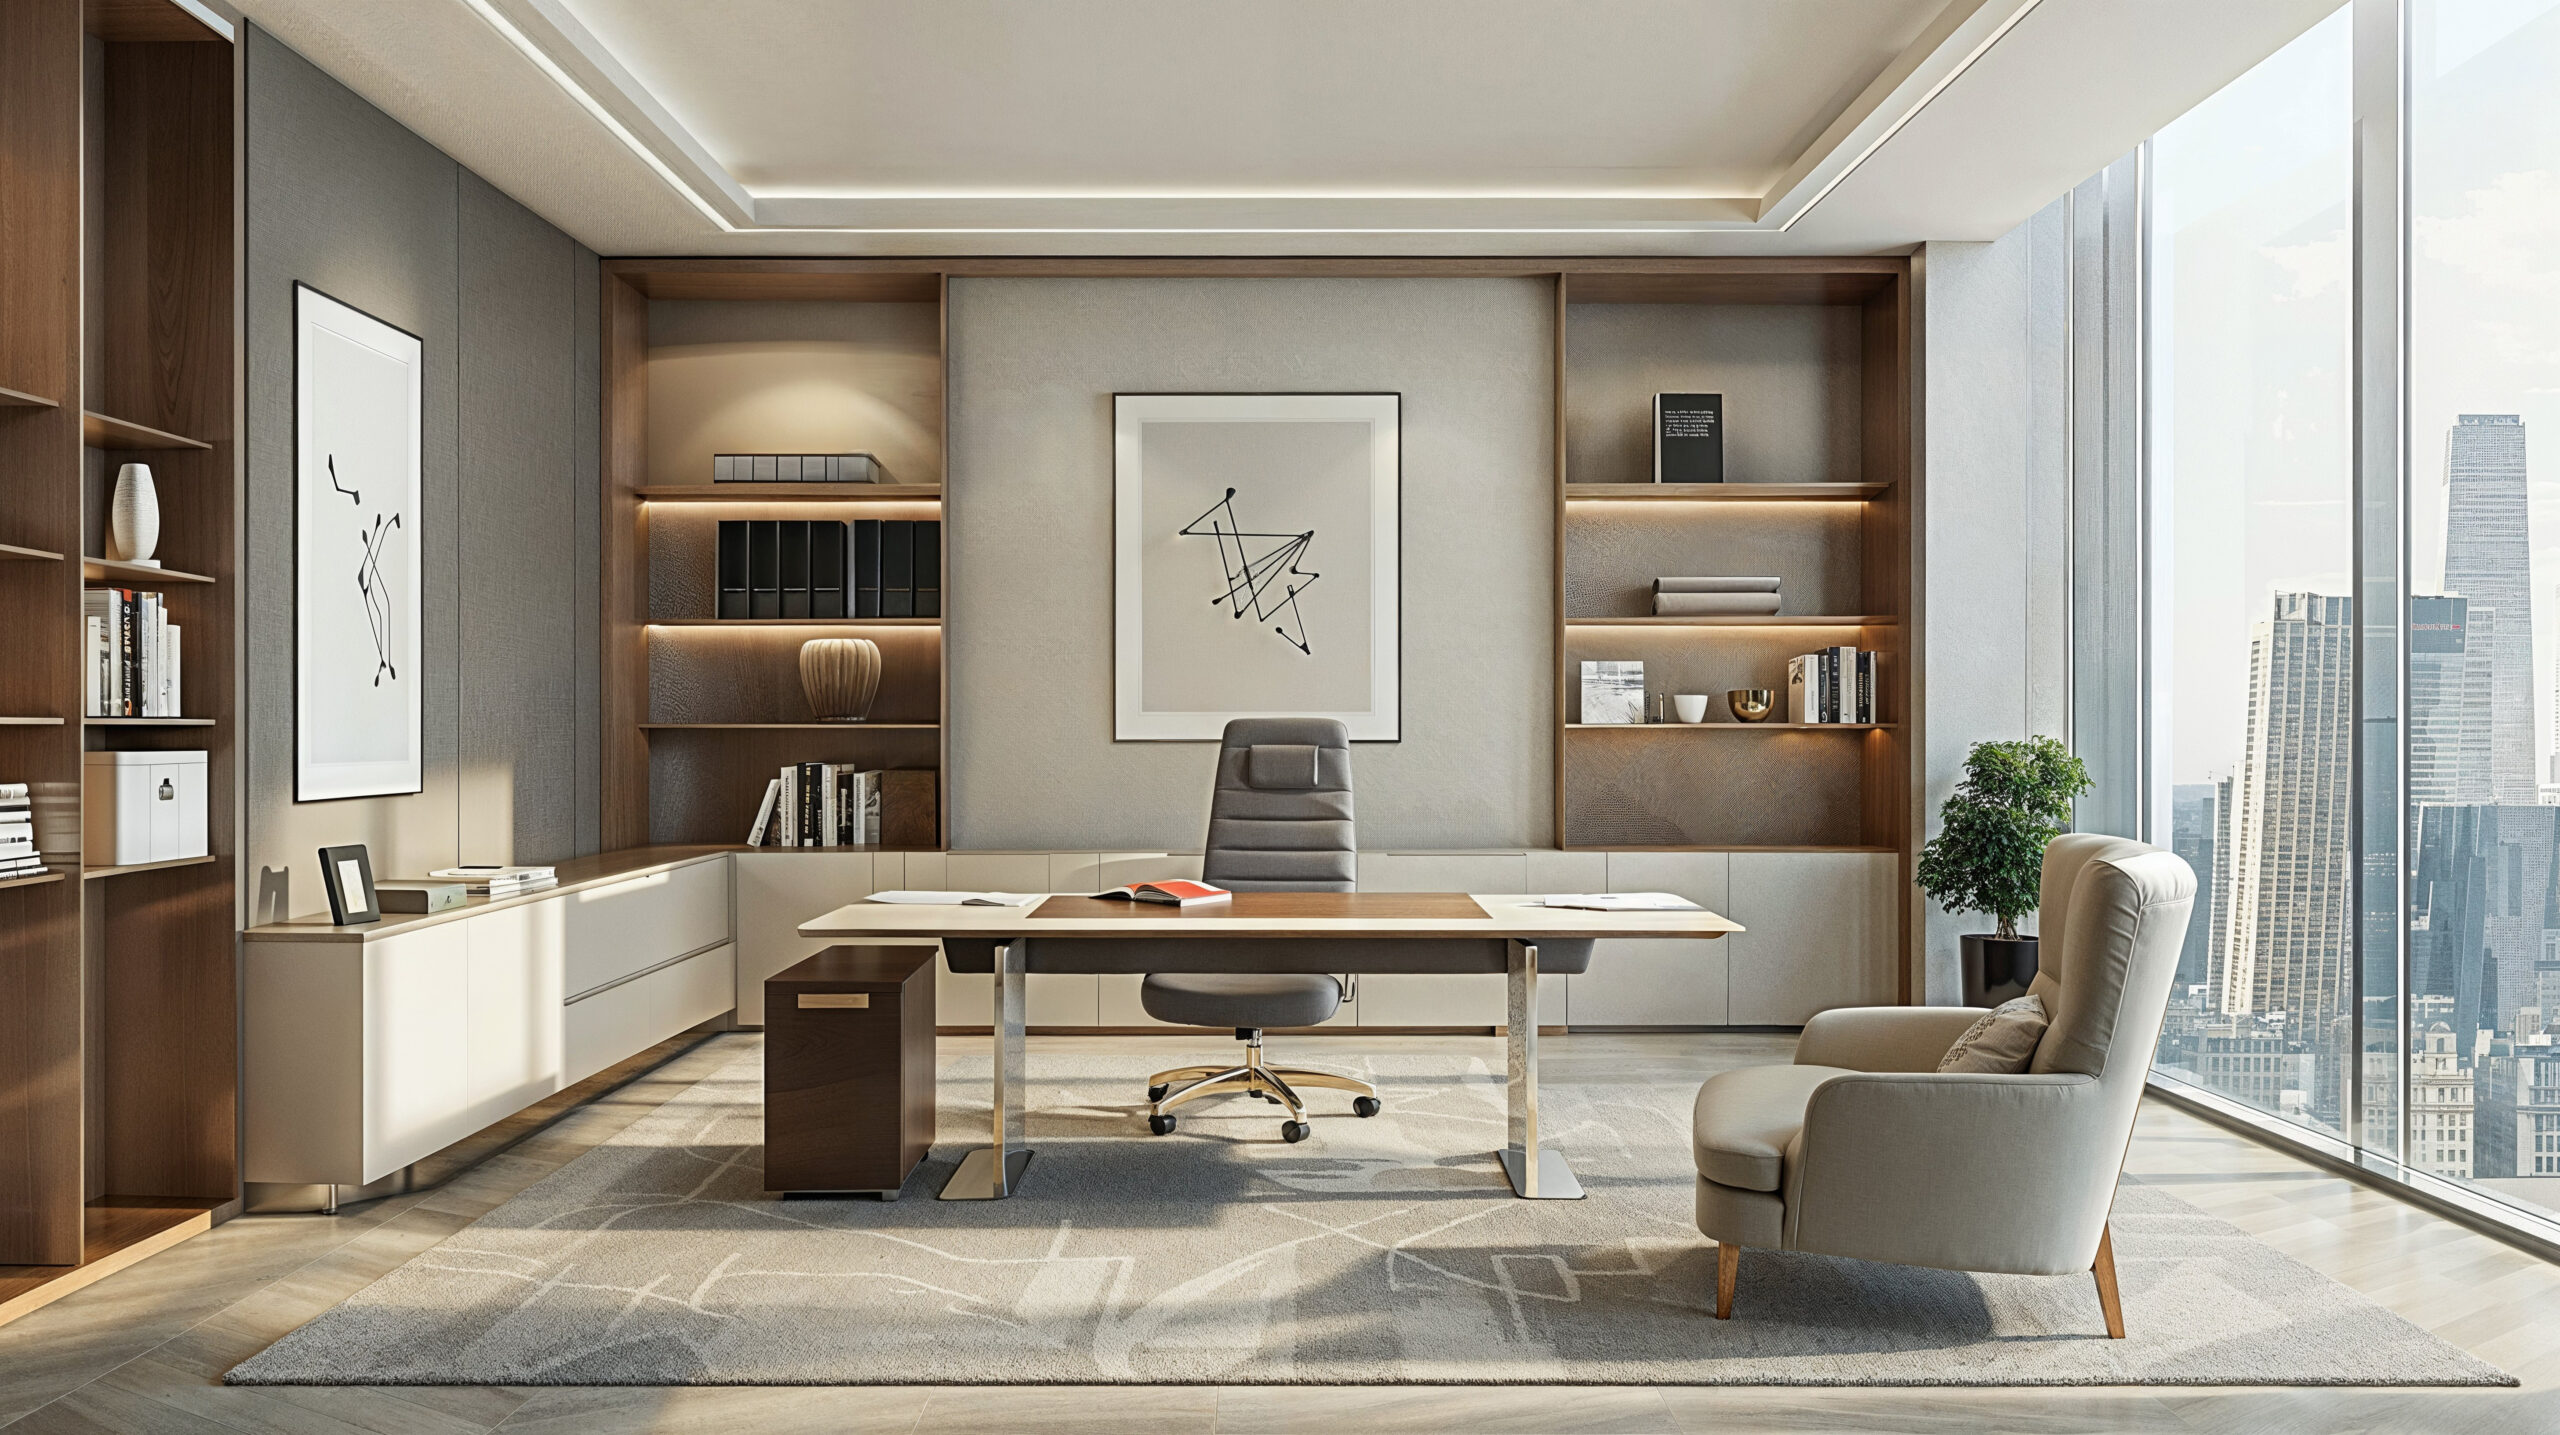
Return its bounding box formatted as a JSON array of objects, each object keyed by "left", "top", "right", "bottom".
[
  {"left": 1530, "top": 892, "right": 1703, "bottom": 912},
  {"left": 864, "top": 890, "right": 1043, "bottom": 907}
]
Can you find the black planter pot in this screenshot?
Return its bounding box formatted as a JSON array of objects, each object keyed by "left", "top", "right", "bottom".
[{"left": 1961, "top": 934, "right": 2040, "bottom": 1008}]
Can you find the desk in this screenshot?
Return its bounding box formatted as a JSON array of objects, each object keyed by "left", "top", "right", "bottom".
[{"left": 798, "top": 892, "right": 1743, "bottom": 1201}]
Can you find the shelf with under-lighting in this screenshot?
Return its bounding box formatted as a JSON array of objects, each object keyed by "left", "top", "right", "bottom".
[
  {"left": 646, "top": 618, "right": 939, "bottom": 628},
  {"left": 1567, "top": 722, "right": 1896, "bottom": 731},
  {"left": 83, "top": 557, "right": 213, "bottom": 585},
  {"left": 0, "top": 542, "right": 66, "bottom": 563},
  {"left": 0, "top": 384, "right": 61, "bottom": 408},
  {"left": 1565, "top": 615, "right": 1896, "bottom": 628},
  {"left": 83, "top": 854, "right": 216, "bottom": 881},
  {"left": 82, "top": 410, "right": 211, "bottom": 451},
  {"left": 636, "top": 484, "right": 941, "bottom": 504},
  {"left": 639, "top": 722, "right": 940, "bottom": 731},
  {"left": 0, "top": 871, "right": 67, "bottom": 894},
  {"left": 0, "top": 717, "right": 66, "bottom": 727},
  {"left": 86, "top": 717, "right": 214, "bottom": 727},
  {"left": 1564, "top": 482, "right": 1891, "bottom": 502}
]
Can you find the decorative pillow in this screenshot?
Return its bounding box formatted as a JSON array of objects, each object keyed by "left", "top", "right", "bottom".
[{"left": 1937, "top": 994, "right": 2050, "bottom": 1074}]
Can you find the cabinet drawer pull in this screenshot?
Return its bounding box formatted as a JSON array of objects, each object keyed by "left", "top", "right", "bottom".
[{"left": 798, "top": 993, "right": 870, "bottom": 1009}]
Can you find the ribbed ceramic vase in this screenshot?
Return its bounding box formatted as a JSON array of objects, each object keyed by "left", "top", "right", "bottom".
[
  {"left": 799, "top": 637, "right": 882, "bottom": 721},
  {"left": 110, "top": 463, "right": 160, "bottom": 566}
]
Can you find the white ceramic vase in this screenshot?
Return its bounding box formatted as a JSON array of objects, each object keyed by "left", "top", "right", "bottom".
[{"left": 111, "top": 463, "right": 160, "bottom": 566}]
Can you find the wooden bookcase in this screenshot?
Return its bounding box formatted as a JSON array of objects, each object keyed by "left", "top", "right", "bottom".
[
  {"left": 601, "top": 262, "right": 951, "bottom": 850},
  {"left": 0, "top": 0, "right": 239, "bottom": 1324},
  {"left": 1554, "top": 261, "right": 1912, "bottom": 979}
]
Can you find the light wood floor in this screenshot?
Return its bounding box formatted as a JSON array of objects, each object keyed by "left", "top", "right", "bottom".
[{"left": 3, "top": 1031, "right": 2556, "bottom": 1435}]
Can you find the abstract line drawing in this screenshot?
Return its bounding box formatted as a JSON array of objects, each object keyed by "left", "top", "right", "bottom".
[
  {"left": 328, "top": 453, "right": 360, "bottom": 505},
  {"left": 1181, "top": 487, "right": 1317, "bottom": 654},
  {"left": 356, "top": 507, "right": 402, "bottom": 686}
]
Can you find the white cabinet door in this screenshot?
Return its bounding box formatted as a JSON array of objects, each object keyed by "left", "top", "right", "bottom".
[
  {"left": 464, "top": 896, "right": 565, "bottom": 1122},
  {"left": 1353, "top": 853, "right": 1537, "bottom": 1028},
  {"left": 362, "top": 924, "right": 474, "bottom": 1183},
  {"left": 561, "top": 858, "right": 730, "bottom": 998},
  {"left": 563, "top": 945, "right": 735, "bottom": 1087},
  {"left": 1571, "top": 852, "right": 1731, "bottom": 1027},
  {"left": 734, "top": 851, "right": 876, "bottom": 1024},
  {"left": 1727, "top": 852, "right": 1899, "bottom": 1025}
]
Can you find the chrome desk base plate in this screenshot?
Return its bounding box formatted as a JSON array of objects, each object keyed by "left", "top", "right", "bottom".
[
  {"left": 940, "top": 1147, "right": 1034, "bottom": 1201},
  {"left": 1497, "top": 1146, "right": 1584, "bottom": 1200}
]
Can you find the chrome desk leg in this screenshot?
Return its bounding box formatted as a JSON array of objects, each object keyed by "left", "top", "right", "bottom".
[
  {"left": 1499, "top": 939, "right": 1583, "bottom": 1199},
  {"left": 941, "top": 937, "right": 1033, "bottom": 1199}
]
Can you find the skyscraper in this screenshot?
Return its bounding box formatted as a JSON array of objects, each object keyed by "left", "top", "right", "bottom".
[
  {"left": 2171, "top": 783, "right": 2219, "bottom": 988},
  {"left": 2218, "top": 593, "right": 2355, "bottom": 1021},
  {"left": 2442, "top": 414, "right": 2535, "bottom": 802},
  {"left": 2409, "top": 594, "right": 2497, "bottom": 805}
]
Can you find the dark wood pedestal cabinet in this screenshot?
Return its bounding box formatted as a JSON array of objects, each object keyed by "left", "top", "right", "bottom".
[{"left": 764, "top": 945, "right": 939, "bottom": 1197}]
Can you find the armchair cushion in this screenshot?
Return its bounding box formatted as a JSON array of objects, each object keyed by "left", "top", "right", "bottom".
[
  {"left": 1691, "top": 1063, "right": 1854, "bottom": 1192},
  {"left": 1936, "top": 994, "right": 2049, "bottom": 1073}
]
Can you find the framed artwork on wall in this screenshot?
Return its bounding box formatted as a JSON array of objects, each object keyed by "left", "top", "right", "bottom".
[
  {"left": 294, "top": 283, "right": 425, "bottom": 801},
  {"left": 1112, "top": 393, "right": 1402, "bottom": 741}
]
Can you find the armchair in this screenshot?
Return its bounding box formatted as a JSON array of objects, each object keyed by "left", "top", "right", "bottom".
[{"left": 1690, "top": 832, "right": 2195, "bottom": 1337}]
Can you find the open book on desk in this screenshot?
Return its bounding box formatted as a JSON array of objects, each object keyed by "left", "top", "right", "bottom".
[
  {"left": 864, "top": 890, "right": 1043, "bottom": 907},
  {"left": 1529, "top": 892, "right": 1703, "bottom": 912},
  {"left": 1088, "top": 880, "right": 1232, "bottom": 906}
]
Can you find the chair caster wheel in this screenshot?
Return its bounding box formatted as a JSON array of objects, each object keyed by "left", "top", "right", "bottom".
[
  {"left": 1149, "top": 1114, "right": 1177, "bottom": 1135},
  {"left": 1352, "top": 1097, "right": 1382, "bottom": 1118},
  {"left": 1281, "top": 1121, "right": 1310, "bottom": 1143},
  {"left": 1253, "top": 1091, "right": 1279, "bottom": 1103},
  {"left": 1147, "top": 1084, "right": 1170, "bottom": 1102}
]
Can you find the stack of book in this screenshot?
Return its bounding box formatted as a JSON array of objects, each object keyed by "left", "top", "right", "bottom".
[
  {"left": 1786, "top": 646, "right": 1880, "bottom": 723},
  {"left": 712, "top": 453, "right": 880, "bottom": 483},
  {"left": 0, "top": 782, "right": 46, "bottom": 881},
  {"left": 717, "top": 519, "right": 940, "bottom": 619},
  {"left": 748, "top": 764, "right": 938, "bottom": 848},
  {"left": 429, "top": 865, "right": 558, "bottom": 897},
  {"left": 1654, "top": 576, "right": 1779, "bottom": 617},
  {"left": 82, "top": 588, "right": 182, "bottom": 717}
]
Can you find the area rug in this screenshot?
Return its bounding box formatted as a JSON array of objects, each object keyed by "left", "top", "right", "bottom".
[{"left": 227, "top": 1036, "right": 2511, "bottom": 1387}]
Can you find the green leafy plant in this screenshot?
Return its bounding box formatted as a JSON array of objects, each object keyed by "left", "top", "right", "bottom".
[{"left": 1916, "top": 736, "right": 2093, "bottom": 940}]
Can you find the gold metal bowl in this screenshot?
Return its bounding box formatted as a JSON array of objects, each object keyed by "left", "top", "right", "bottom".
[{"left": 1726, "top": 688, "right": 1777, "bottom": 723}]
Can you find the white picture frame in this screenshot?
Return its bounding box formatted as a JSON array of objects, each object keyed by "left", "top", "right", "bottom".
[
  {"left": 1113, "top": 393, "right": 1401, "bottom": 741},
  {"left": 294, "top": 283, "right": 425, "bottom": 801}
]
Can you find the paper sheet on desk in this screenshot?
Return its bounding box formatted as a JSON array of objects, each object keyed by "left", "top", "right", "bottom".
[
  {"left": 1531, "top": 892, "right": 1703, "bottom": 912},
  {"left": 864, "top": 890, "right": 1043, "bottom": 907}
]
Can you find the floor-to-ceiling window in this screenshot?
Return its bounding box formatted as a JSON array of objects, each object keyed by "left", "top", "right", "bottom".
[
  {"left": 2145, "top": 9, "right": 2353, "bottom": 1138},
  {"left": 2405, "top": 0, "right": 2560, "bottom": 1219}
]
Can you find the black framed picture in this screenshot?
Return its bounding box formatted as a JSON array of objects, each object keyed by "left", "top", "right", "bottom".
[{"left": 318, "top": 843, "right": 379, "bottom": 925}]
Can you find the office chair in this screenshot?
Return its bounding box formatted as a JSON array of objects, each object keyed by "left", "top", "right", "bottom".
[{"left": 1141, "top": 718, "right": 1382, "bottom": 1143}]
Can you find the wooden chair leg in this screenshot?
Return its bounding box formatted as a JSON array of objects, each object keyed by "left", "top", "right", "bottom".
[
  {"left": 2091, "top": 1223, "right": 2126, "bottom": 1339},
  {"left": 1714, "top": 1241, "right": 1739, "bottom": 1320}
]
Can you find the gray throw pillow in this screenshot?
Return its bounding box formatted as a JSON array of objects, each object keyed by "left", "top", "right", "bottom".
[{"left": 1937, "top": 994, "right": 2050, "bottom": 1074}]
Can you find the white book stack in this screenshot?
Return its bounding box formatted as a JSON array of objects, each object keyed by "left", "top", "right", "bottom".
[
  {"left": 1654, "top": 576, "right": 1780, "bottom": 617},
  {"left": 429, "top": 865, "right": 559, "bottom": 897},
  {"left": 0, "top": 781, "right": 43, "bottom": 880},
  {"left": 81, "top": 588, "right": 181, "bottom": 718}
]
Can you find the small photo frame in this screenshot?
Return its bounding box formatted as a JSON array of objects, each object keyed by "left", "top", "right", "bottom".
[{"left": 318, "top": 843, "right": 379, "bottom": 925}]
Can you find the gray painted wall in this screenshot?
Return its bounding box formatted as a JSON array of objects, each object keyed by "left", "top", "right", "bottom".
[
  {"left": 945, "top": 277, "right": 1556, "bottom": 851},
  {"left": 1913, "top": 198, "right": 2075, "bottom": 1002},
  {"left": 244, "top": 26, "right": 600, "bottom": 922}
]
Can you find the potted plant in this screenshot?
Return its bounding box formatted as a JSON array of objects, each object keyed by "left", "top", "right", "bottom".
[{"left": 1916, "top": 736, "right": 2093, "bottom": 1008}]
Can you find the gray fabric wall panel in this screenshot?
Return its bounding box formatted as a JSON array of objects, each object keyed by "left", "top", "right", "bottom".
[
  {"left": 457, "top": 171, "right": 585, "bottom": 866},
  {"left": 946, "top": 276, "right": 1555, "bottom": 852},
  {"left": 245, "top": 25, "right": 600, "bottom": 917}
]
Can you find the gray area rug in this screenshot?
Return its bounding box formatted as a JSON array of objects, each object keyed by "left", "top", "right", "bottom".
[{"left": 229, "top": 1037, "right": 2511, "bottom": 1387}]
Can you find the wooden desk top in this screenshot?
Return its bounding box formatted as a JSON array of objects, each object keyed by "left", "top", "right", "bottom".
[{"left": 801, "top": 893, "right": 1741, "bottom": 942}]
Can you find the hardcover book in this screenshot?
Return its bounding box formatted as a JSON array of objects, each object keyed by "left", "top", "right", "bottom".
[{"left": 1653, "top": 392, "right": 1724, "bottom": 483}]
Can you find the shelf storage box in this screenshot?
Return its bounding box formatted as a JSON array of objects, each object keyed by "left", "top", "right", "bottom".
[{"left": 83, "top": 749, "right": 209, "bottom": 867}]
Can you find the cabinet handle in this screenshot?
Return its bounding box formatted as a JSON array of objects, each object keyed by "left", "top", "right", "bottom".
[
  {"left": 798, "top": 993, "right": 870, "bottom": 1009},
  {"left": 158, "top": 779, "right": 175, "bottom": 800}
]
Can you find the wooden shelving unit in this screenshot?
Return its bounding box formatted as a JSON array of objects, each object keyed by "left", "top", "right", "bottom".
[
  {"left": 603, "top": 262, "right": 951, "bottom": 848},
  {"left": 1553, "top": 261, "right": 1913, "bottom": 987},
  {"left": 0, "top": 0, "right": 238, "bottom": 1327},
  {"left": 81, "top": 854, "right": 219, "bottom": 881}
]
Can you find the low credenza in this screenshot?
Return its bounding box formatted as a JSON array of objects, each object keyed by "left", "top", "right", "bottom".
[{"left": 241, "top": 847, "right": 737, "bottom": 1206}]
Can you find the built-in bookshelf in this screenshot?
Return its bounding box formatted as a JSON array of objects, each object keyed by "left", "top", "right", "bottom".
[
  {"left": 1554, "top": 261, "right": 1912, "bottom": 986},
  {"left": 0, "top": 0, "right": 239, "bottom": 1325},
  {"left": 602, "top": 264, "right": 951, "bottom": 849}
]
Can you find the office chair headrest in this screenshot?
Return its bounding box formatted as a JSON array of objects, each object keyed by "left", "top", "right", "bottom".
[{"left": 1248, "top": 743, "right": 1321, "bottom": 790}]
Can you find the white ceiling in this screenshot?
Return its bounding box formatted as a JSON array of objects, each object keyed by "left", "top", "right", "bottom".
[{"left": 234, "top": 0, "right": 2338, "bottom": 257}]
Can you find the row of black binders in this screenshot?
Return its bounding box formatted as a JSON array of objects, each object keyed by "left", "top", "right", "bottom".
[{"left": 716, "top": 519, "right": 940, "bottom": 619}]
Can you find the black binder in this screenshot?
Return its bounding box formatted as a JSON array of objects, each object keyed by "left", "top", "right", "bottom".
[
  {"left": 747, "top": 520, "right": 781, "bottom": 618},
  {"left": 913, "top": 519, "right": 941, "bottom": 619},
  {"left": 880, "top": 520, "right": 914, "bottom": 618},
  {"left": 810, "top": 520, "right": 848, "bottom": 619},
  {"left": 853, "top": 519, "right": 882, "bottom": 618},
  {"left": 777, "top": 520, "right": 812, "bottom": 619},
  {"left": 716, "top": 520, "right": 749, "bottom": 619}
]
